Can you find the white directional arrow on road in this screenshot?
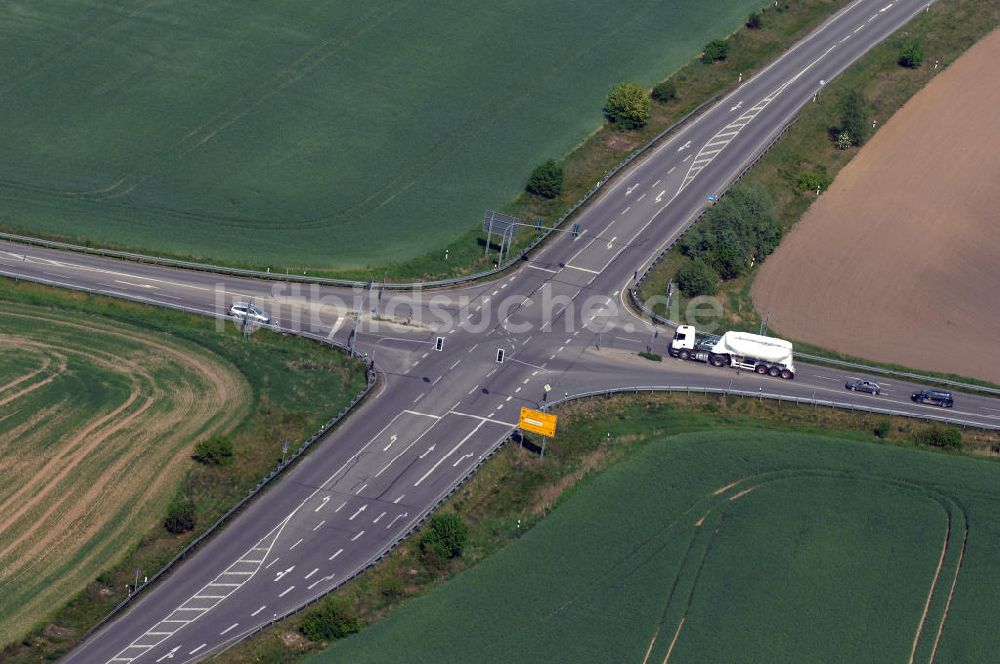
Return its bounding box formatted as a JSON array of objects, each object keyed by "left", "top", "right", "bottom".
[
  {"left": 313, "top": 496, "right": 330, "bottom": 512},
  {"left": 677, "top": 140, "right": 691, "bottom": 152},
  {"left": 418, "top": 444, "right": 435, "bottom": 459},
  {"left": 655, "top": 190, "right": 666, "bottom": 203},
  {"left": 383, "top": 434, "right": 397, "bottom": 452},
  {"left": 273, "top": 566, "right": 294, "bottom": 582},
  {"left": 386, "top": 512, "right": 409, "bottom": 529},
  {"left": 626, "top": 183, "right": 638, "bottom": 195},
  {"left": 349, "top": 504, "right": 367, "bottom": 521},
  {"left": 452, "top": 453, "right": 474, "bottom": 467},
  {"left": 730, "top": 101, "right": 743, "bottom": 111},
  {"left": 156, "top": 646, "right": 180, "bottom": 662}
]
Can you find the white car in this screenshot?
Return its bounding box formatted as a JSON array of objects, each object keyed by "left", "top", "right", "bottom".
[{"left": 230, "top": 303, "right": 271, "bottom": 324}]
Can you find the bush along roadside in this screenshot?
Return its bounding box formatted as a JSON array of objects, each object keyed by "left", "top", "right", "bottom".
[{"left": 636, "top": 0, "right": 1000, "bottom": 336}]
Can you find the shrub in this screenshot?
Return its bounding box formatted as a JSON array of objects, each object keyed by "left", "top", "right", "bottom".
[
  {"left": 676, "top": 258, "right": 720, "bottom": 296},
  {"left": 300, "top": 597, "right": 364, "bottom": 642},
  {"left": 420, "top": 512, "right": 469, "bottom": 566},
  {"left": 874, "top": 420, "right": 892, "bottom": 438},
  {"left": 638, "top": 351, "right": 663, "bottom": 362},
  {"left": 898, "top": 38, "right": 924, "bottom": 68},
  {"left": 605, "top": 82, "right": 651, "bottom": 130},
  {"left": 526, "top": 159, "right": 564, "bottom": 199},
  {"left": 794, "top": 169, "right": 832, "bottom": 193},
  {"left": 839, "top": 88, "right": 868, "bottom": 146},
  {"left": 192, "top": 435, "right": 234, "bottom": 466},
  {"left": 379, "top": 577, "right": 405, "bottom": 602},
  {"left": 702, "top": 39, "right": 730, "bottom": 63},
  {"left": 746, "top": 11, "right": 762, "bottom": 29},
  {"left": 915, "top": 423, "right": 962, "bottom": 450},
  {"left": 651, "top": 80, "right": 677, "bottom": 102},
  {"left": 163, "top": 500, "right": 195, "bottom": 534}
]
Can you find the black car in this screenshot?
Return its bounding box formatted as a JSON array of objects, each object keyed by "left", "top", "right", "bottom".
[
  {"left": 846, "top": 379, "right": 881, "bottom": 395},
  {"left": 911, "top": 389, "right": 954, "bottom": 408}
]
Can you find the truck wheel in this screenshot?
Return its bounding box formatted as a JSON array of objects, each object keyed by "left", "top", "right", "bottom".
[
  {"left": 679, "top": 350, "right": 690, "bottom": 361},
  {"left": 755, "top": 364, "right": 768, "bottom": 375},
  {"left": 780, "top": 369, "right": 794, "bottom": 380},
  {"left": 767, "top": 366, "right": 781, "bottom": 378},
  {"left": 710, "top": 355, "right": 726, "bottom": 368}
]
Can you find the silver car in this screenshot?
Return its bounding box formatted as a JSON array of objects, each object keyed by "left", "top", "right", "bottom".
[
  {"left": 230, "top": 302, "right": 271, "bottom": 324},
  {"left": 845, "top": 379, "right": 880, "bottom": 395}
]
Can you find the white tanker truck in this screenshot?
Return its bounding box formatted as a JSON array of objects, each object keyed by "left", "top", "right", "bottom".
[{"left": 668, "top": 324, "right": 795, "bottom": 379}]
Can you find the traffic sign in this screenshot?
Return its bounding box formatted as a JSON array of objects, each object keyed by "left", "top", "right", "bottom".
[{"left": 519, "top": 407, "right": 557, "bottom": 437}]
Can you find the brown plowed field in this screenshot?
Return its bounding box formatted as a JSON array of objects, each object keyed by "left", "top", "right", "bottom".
[{"left": 752, "top": 30, "right": 1000, "bottom": 384}]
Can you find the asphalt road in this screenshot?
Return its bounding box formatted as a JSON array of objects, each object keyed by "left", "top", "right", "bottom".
[{"left": 1, "top": 1, "right": 991, "bottom": 661}]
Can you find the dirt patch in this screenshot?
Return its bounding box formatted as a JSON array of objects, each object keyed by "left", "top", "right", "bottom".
[{"left": 751, "top": 29, "right": 1000, "bottom": 383}]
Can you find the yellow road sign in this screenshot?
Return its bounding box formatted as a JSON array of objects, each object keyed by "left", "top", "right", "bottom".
[{"left": 519, "top": 407, "right": 557, "bottom": 438}]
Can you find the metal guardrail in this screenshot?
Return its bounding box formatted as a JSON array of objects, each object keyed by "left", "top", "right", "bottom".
[
  {"left": 542, "top": 385, "right": 1000, "bottom": 431},
  {"left": 0, "top": 98, "right": 719, "bottom": 292}
]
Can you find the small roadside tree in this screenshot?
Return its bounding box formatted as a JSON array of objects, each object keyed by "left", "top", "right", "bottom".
[
  {"left": 746, "top": 11, "right": 762, "bottom": 29},
  {"left": 420, "top": 512, "right": 469, "bottom": 567},
  {"left": 300, "top": 597, "right": 364, "bottom": 642},
  {"left": 702, "top": 39, "right": 730, "bottom": 63},
  {"left": 605, "top": 82, "right": 651, "bottom": 130},
  {"left": 526, "top": 159, "right": 563, "bottom": 199},
  {"left": 839, "top": 88, "right": 868, "bottom": 146},
  {"left": 164, "top": 500, "right": 195, "bottom": 534},
  {"left": 898, "top": 38, "right": 924, "bottom": 68},
  {"left": 651, "top": 80, "right": 677, "bottom": 103},
  {"left": 192, "top": 435, "right": 234, "bottom": 466}
]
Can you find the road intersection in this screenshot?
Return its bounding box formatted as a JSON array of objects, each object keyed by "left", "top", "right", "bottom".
[{"left": 3, "top": 1, "right": 993, "bottom": 661}]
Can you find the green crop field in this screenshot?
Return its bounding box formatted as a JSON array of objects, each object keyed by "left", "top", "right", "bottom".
[
  {"left": 0, "top": 0, "right": 760, "bottom": 271},
  {"left": 319, "top": 431, "right": 1000, "bottom": 663}
]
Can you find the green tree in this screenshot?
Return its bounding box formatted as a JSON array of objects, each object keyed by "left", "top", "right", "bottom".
[
  {"left": 839, "top": 88, "right": 868, "bottom": 146},
  {"left": 702, "top": 39, "right": 730, "bottom": 63},
  {"left": 164, "top": 500, "right": 195, "bottom": 534},
  {"left": 676, "top": 258, "right": 720, "bottom": 296},
  {"left": 898, "top": 38, "right": 924, "bottom": 68},
  {"left": 192, "top": 435, "right": 234, "bottom": 466},
  {"left": 526, "top": 159, "right": 563, "bottom": 198},
  {"left": 605, "top": 82, "right": 651, "bottom": 130},
  {"left": 746, "top": 11, "right": 762, "bottom": 29},
  {"left": 300, "top": 597, "right": 364, "bottom": 642},
  {"left": 651, "top": 80, "right": 677, "bottom": 103},
  {"left": 420, "top": 512, "right": 469, "bottom": 567}
]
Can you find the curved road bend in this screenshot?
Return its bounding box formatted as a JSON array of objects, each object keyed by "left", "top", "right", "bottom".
[{"left": 0, "top": 1, "right": 988, "bottom": 661}]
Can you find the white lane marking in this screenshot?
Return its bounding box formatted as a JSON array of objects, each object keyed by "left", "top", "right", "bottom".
[
  {"left": 432, "top": 376, "right": 442, "bottom": 386},
  {"left": 304, "top": 568, "right": 319, "bottom": 580},
  {"left": 329, "top": 548, "right": 343, "bottom": 561},
  {"left": 313, "top": 496, "right": 330, "bottom": 512},
  {"left": 373, "top": 511, "right": 387, "bottom": 524},
  {"left": 189, "top": 644, "right": 207, "bottom": 655},
  {"left": 468, "top": 384, "right": 480, "bottom": 395},
  {"left": 278, "top": 586, "right": 295, "bottom": 598},
  {"left": 573, "top": 228, "right": 589, "bottom": 242},
  {"left": 564, "top": 264, "right": 600, "bottom": 274},
  {"left": 265, "top": 558, "right": 280, "bottom": 570},
  {"left": 413, "top": 393, "right": 424, "bottom": 404},
  {"left": 637, "top": 193, "right": 646, "bottom": 201},
  {"left": 523, "top": 378, "right": 531, "bottom": 384},
  {"left": 351, "top": 530, "right": 365, "bottom": 542},
  {"left": 386, "top": 512, "right": 409, "bottom": 529},
  {"left": 812, "top": 375, "right": 842, "bottom": 382},
  {"left": 355, "top": 483, "right": 368, "bottom": 495},
  {"left": 506, "top": 395, "right": 513, "bottom": 402},
  {"left": 312, "top": 520, "right": 326, "bottom": 532},
  {"left": 335, "top": 500, "right": 347, "bottom": 513},
  {"left": 468, "top": 343, "right": 479, "bottom": 352},
  {"left": 500, "top": 283, "right": 507, "bottom": 290},
  {"left": 651, "top": 179, "right": 661, "bottom": 187},
  {"left": 114, "top": 279, "right": 157, "bottom": 289},
  {"left": 349, "top": 504, "right": 367, "bottom": 520},
  {"left": 496, "top": 404, "right": 504, "bottom": 410},
  {"left": 274, "top": 566, "right": 294, "bottom": 582},
  {"left": 421, "top": 352, "right": 429, "bottom": 359},
  {"left": 452, "top": 453, "right": 474, "bottom": 467},
  {"left": 527, "top": 264, "right": 558, "bottom": 273},
  {"left": 879, "top": 2, "right": 893, "bottom": 12},
  {"left": 220, "top": 623, "right": 239, "bottom": 635},
  {"left": 515, "top": 387, "right": 522, "bottom": 393},
  {"left": 327, "top": 317, "right": 345, "bottom": 339},
  {"left": 251, "top": 605, "right": 266, "bottom": 617},
  {"left": 621, "top": 206, "right": 631, "bottom": 215},
  {"left": 394, "top": 494, "right": 405, "bottom": 504},
  {"left": 667, "top": 166, "right": 676, "bottom": 174},
  {"left": 414, "top": 421, "right": 487, "bottom": 487},
  {"left": 683, "top": 154, "right": 691, "bottom": 161}
]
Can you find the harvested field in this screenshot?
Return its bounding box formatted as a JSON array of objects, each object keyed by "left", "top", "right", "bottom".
[
  {"left": 0, "top": 302, "right": 251, "bottom": 645},
  {"left": 752, "top": 30, "right": 1000, "bottom": 383}
]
